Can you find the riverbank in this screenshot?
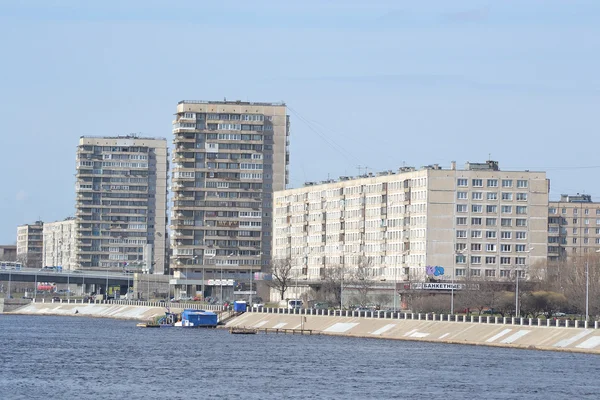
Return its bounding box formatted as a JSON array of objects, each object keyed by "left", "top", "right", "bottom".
[{"left": 225, "top": 312, "right": 600, "bottom": 354}]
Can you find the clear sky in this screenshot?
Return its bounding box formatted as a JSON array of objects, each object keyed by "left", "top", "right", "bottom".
[{"left": 1, "top": 0, "right": 599, "bottom": 244}]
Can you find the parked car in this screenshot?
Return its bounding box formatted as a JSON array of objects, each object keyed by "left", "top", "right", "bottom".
[{"left": 552, "top": 312, "right": 567, "bottom": 317}]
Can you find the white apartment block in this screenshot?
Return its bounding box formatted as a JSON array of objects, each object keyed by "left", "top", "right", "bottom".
[
  {"left": 273, "top": 161, "right": 548, "bottom": 284},
  {"left": 43, "top": 218, "right": 76, "bottom": 270},
  {"left": 16, "top": 221, "right": 44, "bottom": 268},
  {"left": 75, "top": 136, "right": 169, "bottom": 273}
]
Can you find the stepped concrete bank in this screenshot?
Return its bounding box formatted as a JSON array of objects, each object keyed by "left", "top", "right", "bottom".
[
  {"left": 7, "top": 300, "right": 225, "bottom": 321},
  {"left": 226, "top": 310, "right": 600, "bottom": 354}
]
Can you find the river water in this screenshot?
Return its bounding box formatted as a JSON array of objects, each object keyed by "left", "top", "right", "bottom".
[{"left": 1, "top": 315, "right": 599, "bottom": 400}]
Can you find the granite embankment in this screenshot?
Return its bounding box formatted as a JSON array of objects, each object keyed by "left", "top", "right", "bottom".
[
  {"left": 5, "top": 300, "right": 224, "bottom": 321},
  {"left": 226, "top": 310, "right": 600, "bottom": 354}
]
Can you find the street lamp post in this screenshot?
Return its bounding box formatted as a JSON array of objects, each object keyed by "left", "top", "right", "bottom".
[
  {"left": 187, "top": 256, "right": 197, "bottom": 299},
  {"left": 586, "top": 249, "right": 600, "bottom": 321},
  {"left": 453, "top": 248, "right": 467, "bottom": 315}
]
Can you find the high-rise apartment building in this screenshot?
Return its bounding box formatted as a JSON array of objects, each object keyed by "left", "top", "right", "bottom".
[
  {"left": 548, "top": 194, "right": 600, "bottom": 262},
  {"left": 0, "top": 245, "right": 17, "bottom": 261},
  {"left": 170, "top": 100, "right": 289, "bottom": 300},
  {"left": 273, "top": 161, "right": 548, "bottom": 291},
  {"left": 16, "top": 221, "right": 44, "bottom": 268},
  {"left": 43, "top": 218, "right": 76, "bottom": 270},
  {"left": 75, "top": 136, "right": 169, "bottom": 273}
]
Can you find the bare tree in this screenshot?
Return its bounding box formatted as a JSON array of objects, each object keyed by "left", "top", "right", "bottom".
[
  {"left": 266, "top": 258, "right": 293, "bottom": 301},
  {"left": 321, "top": 265, "right": 345, "bottom": 307},
  {"left": 351, "top": 256, "right": 374, "bottom": 307}
]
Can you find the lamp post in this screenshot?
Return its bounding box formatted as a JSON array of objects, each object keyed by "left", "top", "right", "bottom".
[
  {"left": 585, "top": 249, "right": 600, "bottom": 321},
  {"left": 515, "top": 247, "right": 534, "bottom": 318},
  {"left": 453, "top": 248, "right": 467, "bottom": 314},
  {"left": 205, "top": 253, "right": 215, "bottom": 302},
  {"left": 223, "top": 253, "right": 234, "bottom": 302},
  {"left": 187, "top": 255, "right": 197, "bottom": 299}
]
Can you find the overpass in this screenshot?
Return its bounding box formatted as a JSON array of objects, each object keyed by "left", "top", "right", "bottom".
[{"left": 0, "top": 267, "right": 133, "bottom": 295}]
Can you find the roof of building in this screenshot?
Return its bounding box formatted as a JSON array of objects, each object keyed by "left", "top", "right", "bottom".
[{"left": 178, "top": 100, "right": 286, "bottom": 107}]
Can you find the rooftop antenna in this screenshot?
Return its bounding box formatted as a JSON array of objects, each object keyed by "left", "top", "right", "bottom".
[{"left": 357, "top": 165, "right": 362, "bottom": 175}]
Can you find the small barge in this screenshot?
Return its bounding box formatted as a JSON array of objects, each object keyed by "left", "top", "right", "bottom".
[{"left": 229, "top": 327, "right": 258, "bottom": 335}]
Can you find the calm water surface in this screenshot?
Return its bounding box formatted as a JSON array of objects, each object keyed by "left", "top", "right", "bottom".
[{"left": 1, "top": 315, "right": 600, "bottom": 399}]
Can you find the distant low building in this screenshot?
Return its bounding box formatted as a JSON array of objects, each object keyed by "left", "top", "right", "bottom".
[
  {"left": 17, "top": 221, "right": 44, "bottom": 268},
  {"left": 0, "top": 245, "right": 17, "bottom": 261}
]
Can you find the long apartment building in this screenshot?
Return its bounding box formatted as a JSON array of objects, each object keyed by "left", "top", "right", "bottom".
[
  {"left": 548, "top": 194, "right": 600, "bottom": 262},
  {"left": 75, "top": 136, "right": 169, "bottom": 273},
  {"left": 42, "top": 218, "right": 76, "bottom": 270},
  {"left": 16, "top": 221, "right": 44, "bottom": 268},
  {"left": 273, "top": 161, "right": 548, "bottom": 283},
  {"left": 170, "top": 100, "right": 289, "bottom": 299}
]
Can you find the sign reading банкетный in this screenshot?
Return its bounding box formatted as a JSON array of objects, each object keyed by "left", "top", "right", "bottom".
[{"left": 411, "top": 283, "right": 464, "bottom": 290}]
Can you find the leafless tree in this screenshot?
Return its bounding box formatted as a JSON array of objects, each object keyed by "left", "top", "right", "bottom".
[
  {"left": 321, "top": 265, "right": 345, "bottom": 307},
  {"left": 351, "top": 256, "right": 374, "bottom": 307},
  {"left": 266, "top": 257, "right": 293, "bottom": 301}
]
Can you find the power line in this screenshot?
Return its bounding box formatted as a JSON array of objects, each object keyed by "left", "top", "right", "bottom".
[{"left": 286, "top": 105, "right": 364, "bottom": 167}]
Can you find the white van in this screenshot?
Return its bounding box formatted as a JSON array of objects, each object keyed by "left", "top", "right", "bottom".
[{"left": 287, "top": 299, "right": 303, "bottom": 309}]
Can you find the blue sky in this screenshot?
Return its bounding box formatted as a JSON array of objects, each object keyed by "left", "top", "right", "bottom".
[{"left": 1, "top": 0, "right": 599, "bottom": 244}]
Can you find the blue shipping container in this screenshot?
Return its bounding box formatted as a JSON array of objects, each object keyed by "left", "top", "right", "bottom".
[
  {"left": 181, "top": 309, "right": 218, "bottom": 327},
  {"left": 234, "top": 301, "right": 247, "bottom": 312}
]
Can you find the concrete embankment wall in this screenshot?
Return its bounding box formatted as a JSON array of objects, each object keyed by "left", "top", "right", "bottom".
[
  {"left": 227, "top": 312, "right": 600, "bottom": 354},
  {"left": 7, "top": 300, "right": 225, "bottom": 321}
]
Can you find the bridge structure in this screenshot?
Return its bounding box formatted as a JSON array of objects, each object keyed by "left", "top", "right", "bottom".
[{"left": 0, "top": 268, "right": 134, "bottom": 296}]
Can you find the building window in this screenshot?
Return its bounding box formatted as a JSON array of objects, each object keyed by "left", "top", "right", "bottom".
[
  {"left": 500, "top": 269, "right": 510, "bottom": 277},
  {"left": 487, "top": 192, "right": 498, "bottom": 200},
  {"left": 516, "top": 180, "right": 528, "bottom": 188},
  {"left": 472, "top": 205, "right": 483, "bottom": 213},
  {"left": 471, "top": 269, "right": 481, "bottom": 276},
  {"left": 502, "top": 193, "right": 513, "bottom": 201},
  {"left": 485, "top": 256, "right": 496, "bottom": 264},
  {"left": 501, "top": 205, "right": 512, "bottom": 214},
  {"left": 471, "top": 217, "right": 482, "bottom": 225},
  {"left": 471, "top": 256, "right": 481, "bottom": 264},
  {"left": 486, "top": 231, "right": 497, "bottom": 239},
  {"left": 501, "top": 218, "right": 512, "bottom": 227},
  {"left": 516, "top": 206, "right": 527, "bottom": 214},
  {"left": 574, "top": 208, "right": 578, "bottom": 215},
  {"left": 485, "top": 269, "right": 496, "bottom": 277},
  {"left": 486, "top": 218, "right": 497, "bottom": 226},
  {"left": 457, "top": 192, "right": 467, "bottom": 200},
  {"left": 516, "top": 219, "right": 527, "bottom": 227},
  {"left": 515, "top": 257, "right": 526, "bottom": 265},
  {"left": 516, "top": 193, "right": 528, "bottom": 201},
  {"left": 585, "top": 218, "right": 590, "bottom": 225},
  {"left": 516, "top": 232, "right": 527, "bottom": 240},
  {"left": 456, "top": 230, "right": 467, "bottom": 238},
  {"left": 471, "top": 230, "right": 482, "bottom": 238},
  {"left": 456, "top": 255, "right": 466, "bottom": 264},
  {"left": 457, "top": 178, "right": 468, "bottom": 187},
  {"left": 549, "top": 208, "right": 557, "bottom": 214},
  {"left": 472, "top": 179, "right": 483, "bottom": 187},
  {"left": 472, "top": 192, "right": 483, "bottom": 200},
  {"left": 486, "top": 205, "right": 497, "bottom": 213},
  {"left": 501, "top": 231, "right": 512, "bottom": 239},
  {"left": 585, "top": 208, "right": 589, "bottom": 215},
  {"left": 573, "top": 218, "right": 578, "bottom": 224},
  {"left": 456, "top": 217, "right": 467, "bottom": 225},
  {"left": 487, "top": 179, "right": 498, "bottom": 187},
  {"left": 486, "top": 244, "right": 496, "bottom": 252},
  {"left": 501, "top": 244, "right": 511, "bottom": 252},
  {"left": 516, "top": 244, "right": 526, "bottom": 252},
  {"left": 471, "top": 243, "right": 482, "bottom": 251},
  {"left": 502, "top": 179, "right": 513, "bottom": 188},
  {"left": 457, "top": 204, "right": 467, "bottom": 213},
  {"left": 456, "top": 268, "right": 466, "bottom": 276}
]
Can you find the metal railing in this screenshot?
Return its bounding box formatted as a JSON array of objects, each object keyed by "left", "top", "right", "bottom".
[{"left": 247, "top": 307, "right": 600, "bottom": 329}]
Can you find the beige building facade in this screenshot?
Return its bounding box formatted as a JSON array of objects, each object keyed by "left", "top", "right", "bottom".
[
  {"left": 170, "top": 100, "right": 289, "bottom": 300},
  {"left": 75, "top": 136, "right": 169, "bottom": 273},
  {"left": 16, "top": 221, "right": 44, "bottom": 268},
  {"left": 548, "top": 194, "right": 600, "bottom": 262},
  {"left": 42, "top": 218, "right": 77, "bottom": 270},
  {"left": 273, "top": 161, "right": 548, "bottom": 287}
]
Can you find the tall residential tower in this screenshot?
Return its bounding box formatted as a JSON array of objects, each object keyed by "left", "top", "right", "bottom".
[
  {"left": 170, "top": 100, "right": 289, "bottom": 300},
  {"left": 75, "top": 136, "right": 169, "bottom": 273}
]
